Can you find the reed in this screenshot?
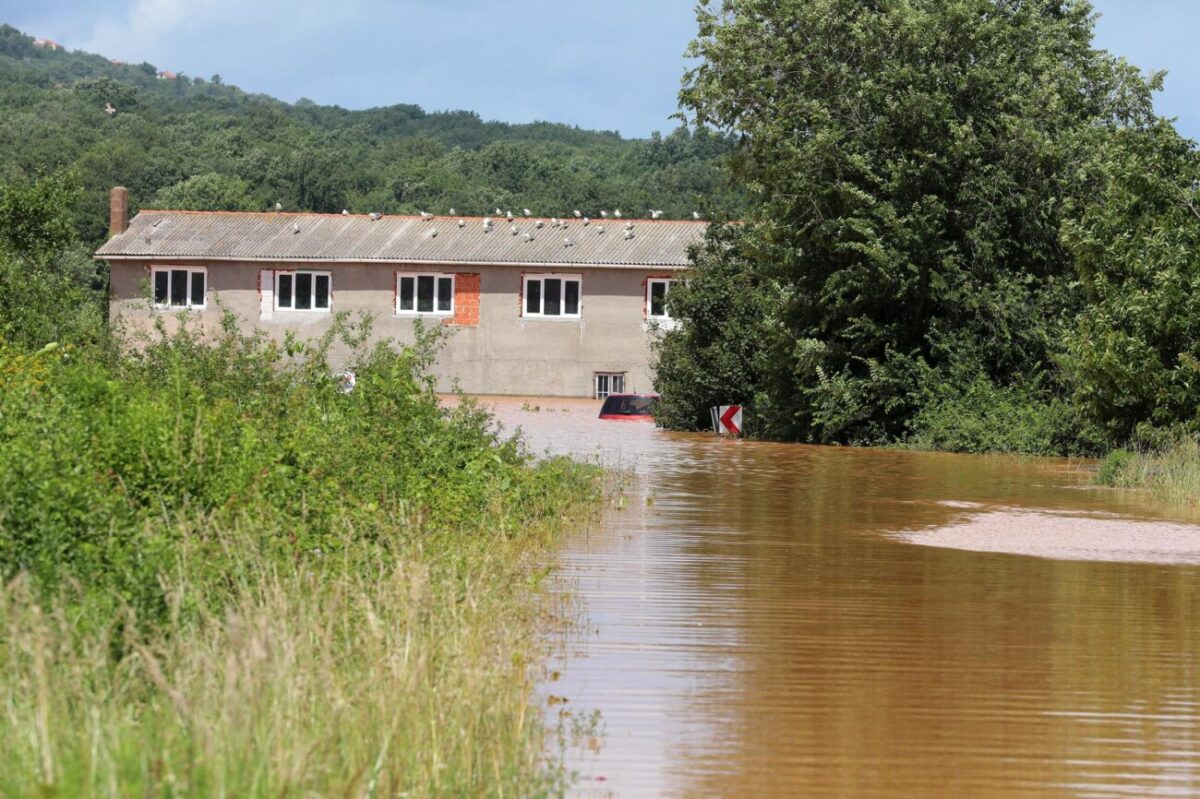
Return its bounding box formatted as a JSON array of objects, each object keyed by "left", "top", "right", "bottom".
[
  {"left": 0, "top": 519, "right": 587, "bottom": 796},
  {"left": 1095, "top": 438, "right": 1200, "bottom": 509}
]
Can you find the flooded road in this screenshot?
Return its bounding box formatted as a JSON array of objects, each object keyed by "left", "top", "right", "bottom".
[{"left": 477, "top": 397, "right": 1200, "bottom": 798}]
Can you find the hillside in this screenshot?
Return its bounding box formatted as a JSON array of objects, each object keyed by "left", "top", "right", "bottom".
[{"left": 0, "top": 24, "right": 741, "bottom": 244}]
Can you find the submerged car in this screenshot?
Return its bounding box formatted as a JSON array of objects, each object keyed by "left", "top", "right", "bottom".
[{"left": 598, "top": 392, "right": 659, "bottom": 421}]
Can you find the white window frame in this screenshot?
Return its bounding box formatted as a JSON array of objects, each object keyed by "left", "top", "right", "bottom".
[
  {"left": 646, "top": 278, "right": 676, "bottom": 321},
  {"left": 396, "top": 272, "right": 455, "bottom": 316},
  {"left": 595, "top": 372, "right": 625, "bottom": 399},
  {"left": 152, "top": 265, "right": 207, "bottom": 310},
  {"left": 274, "top": 269, "right": 332, "bottom": 312},
  {"left": 523, "top": 273, "right": 582, "bottom": 319}
]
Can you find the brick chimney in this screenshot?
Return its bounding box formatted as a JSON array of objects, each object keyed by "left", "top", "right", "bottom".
[{"left": 109, "top": 186, "right": 129, "bottom": 237}]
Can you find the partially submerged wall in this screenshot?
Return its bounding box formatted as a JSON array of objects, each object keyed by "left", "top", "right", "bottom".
[{"left": 109, "top": 260, "right": 667, "bottom": 397}]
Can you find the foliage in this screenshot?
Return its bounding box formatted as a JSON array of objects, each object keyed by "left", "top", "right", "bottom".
[
  {"left": 0, "top": 174, "right": 107, "bottom": 349},
  {"left": 152, "top": 171, "right": 256, "bottom": 211},
  {"left": 668, "top": 0, "right": 1161, "bottom": 449},
  {"left": 0, "top": 319, "right": 599, "bottom": 794},
  {"left": 0, "top": 24, "right": 742, "bottom": 245},
  {"left": 0, "top": 172, "right": 82, "bottom": 263},
  {"left": 904, "top": 368, "right": 1105, "bottom": 456},
  {"left": 1061, "top": 120, "right": 1200, "bottom": 442},
  {"left": 652, "top": 223, "right": 778, "bottom": 432},
  {"left": 0, "top": 317, "right": 597, "bottom": 622},
  {"left": 1093, "top": 437, "right": 1200, "bottom": 510}
]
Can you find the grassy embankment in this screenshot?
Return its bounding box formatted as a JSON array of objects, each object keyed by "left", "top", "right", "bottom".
[
  {"left": 0, "top": 319, "right": 600, "bottom": 797},
  {"left": 1095, "top": 439, "right": 1200, "bottom": 510}
]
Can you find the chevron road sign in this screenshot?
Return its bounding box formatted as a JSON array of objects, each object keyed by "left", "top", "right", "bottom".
[{"left": 710, "top": 405, "right": 743, "bottom": 436}]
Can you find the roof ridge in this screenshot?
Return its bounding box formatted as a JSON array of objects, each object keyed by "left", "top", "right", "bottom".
[{"left": 136, "top": 209, "right": 710, "bottom": 224}]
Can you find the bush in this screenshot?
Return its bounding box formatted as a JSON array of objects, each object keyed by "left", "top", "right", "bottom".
[
  {"left": 0, "top": 316, "right": 599, "bottom": 622},
  {"left": 905, "top": 370, "right": 1107, "bottom": 456},
  {"left": 1096, "top": 449, "right": 1135, "bottom": 486}
]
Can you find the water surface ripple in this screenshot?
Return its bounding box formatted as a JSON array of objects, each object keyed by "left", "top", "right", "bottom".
[{"left": 479, "top": 398, "right": 1200, "bottom": 798}]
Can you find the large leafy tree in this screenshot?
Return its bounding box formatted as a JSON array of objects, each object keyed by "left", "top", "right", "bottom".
[
  {"left": 672, "top": 0, "right": 1159, "bottom": 444},
  {"left": 0, "top": 174, "right": 104, "bottom": 349},
  {"left": 1062, "top": 120, "right": 1200, "bottom": 442}
]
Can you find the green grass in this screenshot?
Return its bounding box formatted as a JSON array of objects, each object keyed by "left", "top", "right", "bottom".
[
  {"left": 1095, "top": 438, "right": 1200, "bottom": 509},
  {"left": 0, "top": 316, "right": 600, "bottom": 797}
]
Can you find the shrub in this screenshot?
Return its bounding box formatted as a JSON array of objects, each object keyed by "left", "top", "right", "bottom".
[{"left": 0, "top": 316, "right": 598, "bottom": 622}]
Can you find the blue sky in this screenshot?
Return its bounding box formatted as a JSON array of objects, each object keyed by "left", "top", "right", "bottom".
[{"left": 1, "top": 0, "right": 1195, "bottom": 141}]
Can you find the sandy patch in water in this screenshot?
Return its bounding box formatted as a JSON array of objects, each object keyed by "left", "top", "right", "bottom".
[{"left": 899, "top": 508, "right": 1200, "bottom": 565}]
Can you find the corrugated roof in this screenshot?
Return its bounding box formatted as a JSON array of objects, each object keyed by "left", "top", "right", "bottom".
[{"left": 96, "top": 211, "right": 707, "bottom": 269}]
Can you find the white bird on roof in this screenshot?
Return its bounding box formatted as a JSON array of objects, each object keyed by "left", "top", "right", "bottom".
[
  {"left": 650, "top": 210, "right": 663, "bottom": 219},
  {"left": 600, "top": 210, "right": 609, "bottom": 218},
  {"left": 420, "top": 211, "right": 433, "bottom": 220},
  {"left": 369, "top": 212, "right": 382, "bottom": 220},
  {"left": 583, "top": 217, "right": 590, "bottom": 225},
  {"left": 449, "top": 208, "right": 456, "bottom": 215},
  {"left": 458, "top": 218, "right": 466, "bottom": 227},
  {"left": 597, "top": 225, "right": 605, "bottom": 234},
  {"left": 614, "top": 209, "right": 622, "bottom": 218},
  {"left": 292, "top": 222, "right": 300, "bottom": 233},
  {"left": 625, "top": 221, "right": 634, "bottom": 230},
  {"left": 535, "top": 220, "right": 544, "bottom": 229},
  {"left": 430, "top": 228, "right": 438, "bottom": 238},
  {"left": 342, "top": 209, "right": 349, "bottom": 215},
  {"left": 573, "top": 210, "right": 582, "bottom": 218},
  {"left": 506, "top": 210, "right": 513, "bottom": 221},
  {"left": 524, "top": 232, "right": 534, "bottom": 241},
  {"left": 483, "top": 217, "right": 493, "bottom": 229},
  {"left": 511, "top": 224, "right": 519, "bottom": 235},
  {"left": 523, "top": 208, "right": 532, "bottom": 217},
  {"left": 564, "top": 237, "right": 574, "bottom": 247},
  {"left": 275, "top": 202, "right": 283, "bottom": 211},
  {"left": 624, "top": 230, "right": 634, "bottom": 240},
  {"left": 495, "top": 207, "right": 502, "bottom": 215}
]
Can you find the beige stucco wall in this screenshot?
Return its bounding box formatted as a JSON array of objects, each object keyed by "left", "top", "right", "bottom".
[{"left": 108, "top": 260, "right": 674, "bottom": 397}]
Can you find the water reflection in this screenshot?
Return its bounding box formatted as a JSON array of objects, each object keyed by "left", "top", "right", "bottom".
[{"left": 476, "top": 397, "right": 1200, "bottom": 798}]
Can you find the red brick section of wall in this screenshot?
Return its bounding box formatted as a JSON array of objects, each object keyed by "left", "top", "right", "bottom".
[{"left": 449, "top": 273, "right": 480, "bottom": 326}]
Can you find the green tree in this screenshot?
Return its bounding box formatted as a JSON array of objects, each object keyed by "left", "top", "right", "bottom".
[
  {"left": 153, "top": 172, "right": 256, "bottom": 211},
  {"left": 1062, "top": 120, "right": 1200, "bottom": 443},
  {"left": 672, "top": 0, "right": 1159, "bottom": 445},
  {"left": 0, "top": 172, "right": 82, "bottom": 263},
  {"left": 652, "top": 223, "right": 778, "bottom": 431},
  {"left": 0, "top": 174, "right": 104, "bottom": 349}
]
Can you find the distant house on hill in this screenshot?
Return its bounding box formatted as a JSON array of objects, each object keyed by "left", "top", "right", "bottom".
[
  {"left": 156, "top": 70, "right": 177, "bottom": 80},
  {"left": 96, "top": 188, "right": 703, "bottom": 398},
  {"left": 33, "top": 38, "right": 63, "bottom": 51}
]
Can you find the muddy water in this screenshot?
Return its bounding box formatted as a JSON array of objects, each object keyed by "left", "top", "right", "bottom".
[{"left": 478, "top": 398, "right": 1200, "bottom": 798}]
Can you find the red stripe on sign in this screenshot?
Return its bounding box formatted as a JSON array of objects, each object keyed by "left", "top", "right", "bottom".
[{"left": 720, "top": 405, "right": 742, "bottom": 435}]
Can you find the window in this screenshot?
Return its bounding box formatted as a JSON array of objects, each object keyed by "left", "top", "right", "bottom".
[
  {"left": 275, "top": 270, "right": 331, "bottom": 311},
  {"left": 152, "top": 266, "right": 206, "bottom": 309},
  {"left": 397, "top": 273, "right": 454, "bottom": 315},
  {"left": 647, "top": 278, "right": 675, "bottom": 320},
  {"left": 524, "top": 274, "right": 581, "bottom": 318},
  {"left": 595, "top": 372, "right": 625, "bottom": 399}
]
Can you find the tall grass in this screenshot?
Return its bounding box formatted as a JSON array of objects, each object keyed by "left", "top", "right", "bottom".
[
  {"left": 1095, "top": 438, "right": 1200, "bottom": 509},
  {"left": 0, "top": 316, "right": 599, "bottom": 796}
]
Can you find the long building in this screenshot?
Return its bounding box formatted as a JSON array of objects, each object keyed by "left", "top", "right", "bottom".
[{"left": 96, "top": 188, "right": 704, "bottom": 397}]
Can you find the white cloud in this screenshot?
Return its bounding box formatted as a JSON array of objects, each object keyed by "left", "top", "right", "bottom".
[{"left": 82, "top": 0, "right": 215, "bottom": 60}]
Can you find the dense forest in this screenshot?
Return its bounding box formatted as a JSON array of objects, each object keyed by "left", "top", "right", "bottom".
[
  {"left": 653, "top": 0, "right": 1200, "bottom": 457},
  {"left": 0, "top": 23, "right": 740, "bottom": 245}
]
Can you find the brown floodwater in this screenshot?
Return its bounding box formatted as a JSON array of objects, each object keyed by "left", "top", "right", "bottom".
[{"left": 474, "top": 397, "right": 1200, "bottom": 798}]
